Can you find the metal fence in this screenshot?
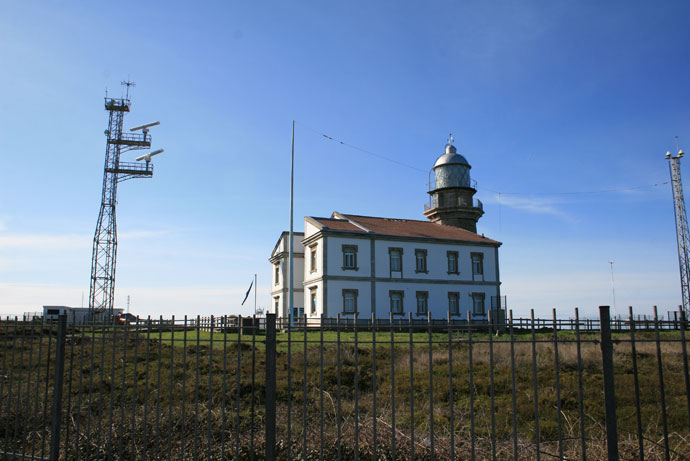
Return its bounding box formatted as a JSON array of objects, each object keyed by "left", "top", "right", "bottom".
[{"left": 0, "top": 306, "right": 689, "bottom": 460}]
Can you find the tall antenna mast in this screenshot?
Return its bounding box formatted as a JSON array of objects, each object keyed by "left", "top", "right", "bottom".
[
  {"left": 88, "top": 81, "right": 165, "bottom": 321},
  {"left": 666, "top": 142, "right": 690, "bottom": 318}
]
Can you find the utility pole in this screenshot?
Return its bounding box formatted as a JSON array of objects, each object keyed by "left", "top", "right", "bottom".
[
  {"left": 289, "top": 121, "right": 295, "bottom": 327},
  {"left": 609, "top": 261, "right": 617, "bottom": 319}
]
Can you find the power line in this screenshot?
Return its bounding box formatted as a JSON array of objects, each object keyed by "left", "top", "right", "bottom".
[{"left": 297, "top": 120, "right": 669, "bottom": 197}]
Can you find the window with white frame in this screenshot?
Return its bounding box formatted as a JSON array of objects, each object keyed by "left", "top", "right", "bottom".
[
  {"left": 416, "top": 291, "right": 428, "bottom": 315},
  {"left": 389, "top": 291, "right": 404, "bottom": 314},
  {"left": 274, "top": 265, "right": 280, "bottom": 285},
  {"left": 447, "top": 251, "right": 459, "bottom": 274},
  {"left": 415, "top": 249, "right": 427, "bottom": 273},
  {"left": 389, "top": 248, "right": 402, "bottom": 273},
  {"left": 472, "top": 292, "right": 485, "bottom": 315},
  {"left": 309, "top": 287, "right": 317, "bottom": 314},
  {"left": 310, "top": 245, "right": 317, "bottom": 273},
  {"left": 342, "top": 245, "right": 358, "bottom": 270},
  {"left": 448, "top": 292, "right": 459, "bottom": 316},
  {"left": 471, "top": 252, "right": 484, "bottom": 277},
  {"left": 342, "top": 289, "right": 358, "bottom": 314}
]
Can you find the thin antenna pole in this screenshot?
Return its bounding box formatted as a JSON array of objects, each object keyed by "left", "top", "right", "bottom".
[
  {"left": 609, "top": 261, "right": 617, "bottom": 319},
  {"left": 289, "top": 121, "right": 295, "bottom": 328},
  {"left": 254, "top": 273, "right": 257, "bottom": 316}
]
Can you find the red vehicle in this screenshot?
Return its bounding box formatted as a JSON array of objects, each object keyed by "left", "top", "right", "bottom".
[{"left": 115, "top": 313, "right": 138, "bottom": 324}]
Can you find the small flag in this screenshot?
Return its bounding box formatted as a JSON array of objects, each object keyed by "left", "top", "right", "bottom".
[{"left": 241, "top": 280, "right": 254, "bottom": 306}]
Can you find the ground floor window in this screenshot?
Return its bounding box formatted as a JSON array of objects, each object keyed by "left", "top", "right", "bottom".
[
  {"left": 309, "top": 287, "right": 317, "bottom": 314},
  {"left": 472, "top": 292, "right": 485, "bottom": 315},
  {"left": 389, "top": 290, "right": 404, "bottom": 314},
  {"left": 416, "top": 291, "right": 428, "bottom": 315},
  {"left": 448, "top": 292, "right": 459, "bottom": 316},
  {"left": 342, "top": 289, "right": 358, "bottom": 314}
]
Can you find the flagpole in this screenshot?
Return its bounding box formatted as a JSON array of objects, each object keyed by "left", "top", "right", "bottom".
[
  {"left": 254, "top": 273, "right": 257, "bottom": 316},
  {"left": 289, "top": 120, "right": 295, "bottom": 328}
]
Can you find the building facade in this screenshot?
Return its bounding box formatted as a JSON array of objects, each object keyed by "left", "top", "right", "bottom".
[
  {"left": 270, "top": 138, "right": 502, "bottom": 322},
  {"left": 269, "top": 232, "right": 305, "bottom": 320}
]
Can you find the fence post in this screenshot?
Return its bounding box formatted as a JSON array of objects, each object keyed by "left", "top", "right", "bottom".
[
  {"left": 49, "top": 314, "right": 67, "bottom": 461},
  {"left": 265, "top": 314, "right": 276, "bottom": 460},
  {"left": 599, "top": 306, "right": 618, "bottom": 461}
]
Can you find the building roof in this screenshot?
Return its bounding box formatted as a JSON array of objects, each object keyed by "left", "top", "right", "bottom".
[
  {"left": 308, "top": 213, "right": 500, "bottom": 245},
  {"left": 433, "top": 143, "right": 470, "bottom": 169}
]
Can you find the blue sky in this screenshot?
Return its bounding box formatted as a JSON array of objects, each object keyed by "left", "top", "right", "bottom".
[{"left": 1, "top": 1, "right": 689, "bottom": 319}]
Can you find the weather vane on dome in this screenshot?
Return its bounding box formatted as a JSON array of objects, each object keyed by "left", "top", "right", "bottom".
[{"left": 447, "top": 133, "right": 454, "bottom": 145}]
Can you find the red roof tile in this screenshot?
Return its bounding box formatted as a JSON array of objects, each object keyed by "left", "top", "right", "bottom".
[{"left": 310, "top": 214, "right": 500, "bottom": 245}]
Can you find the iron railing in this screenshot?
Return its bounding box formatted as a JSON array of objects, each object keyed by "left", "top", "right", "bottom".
[{"left": 0, "top": 306, "right": 689, "bottom": 460}]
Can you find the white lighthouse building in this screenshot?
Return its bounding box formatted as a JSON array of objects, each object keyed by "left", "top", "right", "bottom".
[{"left": 269, "top": 137, "right": 502, "bottom": 322}]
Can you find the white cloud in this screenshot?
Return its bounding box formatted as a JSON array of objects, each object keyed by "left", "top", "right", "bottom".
[
  {"left": 481, "top": 193, "right": 569, "bottom": 218},
  {"left": 0, "top": 233, "right": 90, "bottom": 249}
]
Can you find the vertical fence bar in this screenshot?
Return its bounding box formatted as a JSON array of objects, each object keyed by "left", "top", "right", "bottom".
[
  {"left": 251, "top": 315, "right": 257, "bottom": 461},
  {"left": 319, "top": 314, "right": 325, "bottom": 461},
  {"left": 154, "top": 317, "right": 163, "bottom": 458},
  {"left": 142, "top": 317, "right": 152, "bottom": 460},
  {"left": 221, "top": 316, "right": 228, "bottom": 460},
  {"left": 488, "top": 309, "right": 497, "bottom": 461},
  {"left": 354, "top": 312, "right": 360, "bottom": 461},
  {"left": 574, "top": 308, "right": 587, "bottom": 461},
  {"left": 628, "top": 306, "right": 644, "bottom": 460},
  {"left": 194, "top": 315, "right": 201, "bottom": 461},
  {"left": 21, "top": 319, "right": 36, "bottom": 458},
  {"left": 130, "top": 317, "right": 141, "bottom": 460},
  {"left": 118, "top": 318, "right": 128, "bottom": 461},
  {"left": 427, "top": 312, "right": 434, "bottom": 460},
  {"left": 74, "top": 321, "right": 87, "bottom": 461},
  {"left": 208, "top": 315, "right": 215, "bottom": 460},
  {"left": 679, "top": 308, "right": 690, "bottom": 428},
  {"left": 653, "top": 306, "right": 671, "bottom": 461},
  {"left": 265, "top": 314, "right": 276, "bottom": 461},
  {"left": 49, "top": 314, "right": 67, "bottom": 461},
  {"left": 599, "top": 305, "right": 618, "bottom": 461},
  {"left": 552, "top": 308, "right": 563, "bottom": 459},
  {"left": 303, "top": 314, "right": 308, "bottom": 460},
  {"left": 182, "top": 316, "right": 188, "bottom": 457},
  {"left": 235, "top": 315, "right": 243, "bottom": 461},
  {"left": 40, "top": 320, "right": 54, "bottom": 460},
  {"left": 372, "top": 314, "right": 378, "bottom": 461},
  {"left": 408, "top": 312, "right": 415, "bottom": 460},
  {"left": 389, "top": 312, "right": 396, "bottom": 460},
  {"left": 107, "top": 317, "right": 117, "bottom": 460},
  {"left": 287, "top": 313, "right": 293, "bottom": 461},
  {"left": 530, "top": 309, "right": 541, "bottom": 461},
  {"left": 4, "top": 318, "right": 18, "bottom": 456},
  {"left": 508, "top": 310, "right": 518, "bottom": 460},
  {"left": 468, "top": 311, "right": 475, "bottom": 461},
  {"left": 336, "top": 313, "right": 342, "bottom": 461},
  {"left": 447, "top": 312, "right": 455, "bottom": 461},
  {"left": 16, "top": 317, "right": 30, "bottom": 457},
  {"left": 13, "top": 318, "right": 27, "bottom": 456},
  {"left": 168, "top": 316, "right": 175, "bottom": 461},
  {"left": 83, "top": 317, "right": 97, "bottom": 460}
]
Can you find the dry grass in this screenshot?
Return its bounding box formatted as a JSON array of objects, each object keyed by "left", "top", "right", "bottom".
[{"left": 0, "top": 324, "right": 689, "bottom": 459}]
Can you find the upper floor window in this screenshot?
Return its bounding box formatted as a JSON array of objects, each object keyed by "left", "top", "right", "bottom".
[
  {"left": 447, "top": 251, "right": 459, "bottom": 274},
  {"left": 389, "top": 248, "right": 403, "bottom": 273},
  {"left": 448, "top": 292, "right": 460, "bottom": 316},
  {"left": 310, "top": 245, "right": 317, "bottom": 273},
  {"left": 342, "top": 245, "right": 358, "bottom": 270},
  {"left": 416, "top": 291, "right": 428, "bottom": 315},
  {"left": 472, "top": 292, "right": 485, "bottom": 315},
  {"left": 389, "top": 290, "right": 404, "bottom": 315},
  {"left": 415, "top": 249, "right": 428, "bottom": 273},
  {"left": 342, "top": 289, "right": 358, "bottom": 314},
  {"left": 471, "top": 252, "right": 484, "bottom": 277},
  {"left": 274, "top": 265, "right": 280, "bottom": 285}
]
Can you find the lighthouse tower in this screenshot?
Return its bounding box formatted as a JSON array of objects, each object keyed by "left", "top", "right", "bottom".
[{"left": 423, "top": 135, "right": 484, "bottom": 232}]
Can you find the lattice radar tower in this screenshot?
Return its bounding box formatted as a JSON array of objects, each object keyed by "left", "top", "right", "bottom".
[
  {"left": 88, "top": 82, "right": 163, "bottom": 321},
  {"left": 667, "top": 148, "right": 690, "bottom": 319}
]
